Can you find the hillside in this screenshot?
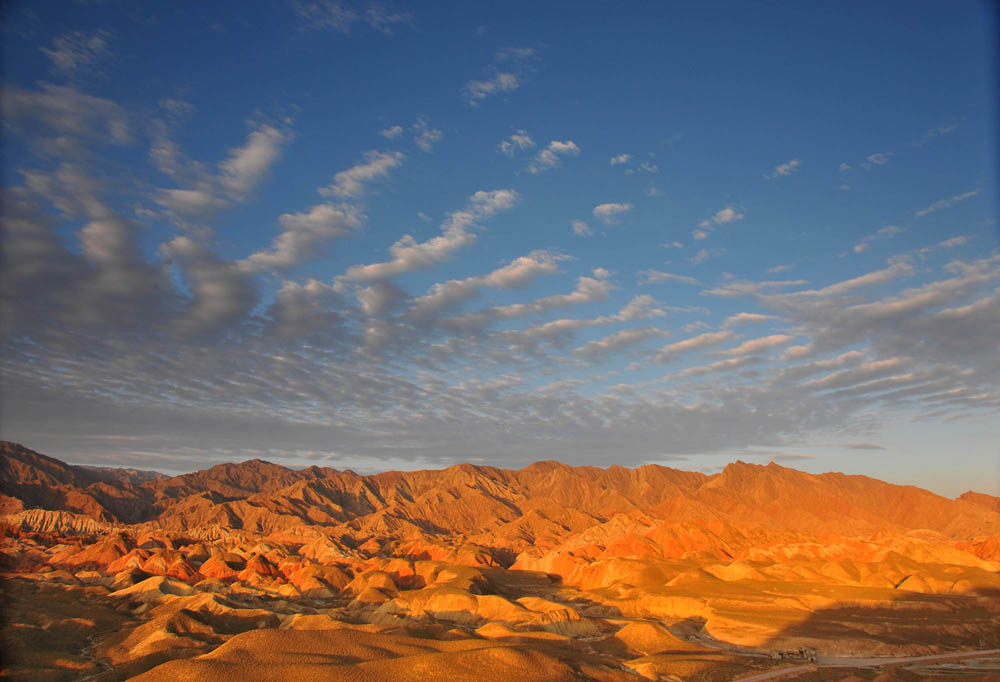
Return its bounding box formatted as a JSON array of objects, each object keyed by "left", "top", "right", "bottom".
[{"left": 3, "top": 441, "right": 1000, "bottom": 681}]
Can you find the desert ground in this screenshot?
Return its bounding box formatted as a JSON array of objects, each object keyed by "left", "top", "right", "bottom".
[{"left": 3, "top": 441, "right": 999, "bottom": 681}]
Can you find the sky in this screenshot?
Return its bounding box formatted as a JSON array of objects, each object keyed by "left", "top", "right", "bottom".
[{"left": 1, "top": 1, "right": 998, "bottom": 497}]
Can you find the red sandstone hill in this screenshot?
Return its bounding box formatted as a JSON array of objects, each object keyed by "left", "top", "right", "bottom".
[{"left": 2, "top": 441, "right": 998, "bottom": 560}]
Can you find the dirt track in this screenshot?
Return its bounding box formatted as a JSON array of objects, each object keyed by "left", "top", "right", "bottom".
[{"left": 734, "top": 648, "right": 1000, "bottom": 681}]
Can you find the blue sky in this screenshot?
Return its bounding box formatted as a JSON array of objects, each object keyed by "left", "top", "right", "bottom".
[{"left": 1, "top": 1, "right": 997, "bottom": 496}]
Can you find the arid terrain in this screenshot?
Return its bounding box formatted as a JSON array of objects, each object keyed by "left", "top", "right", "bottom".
[{"left": 2, "top": 441, "right": 999, "bottom": 681}]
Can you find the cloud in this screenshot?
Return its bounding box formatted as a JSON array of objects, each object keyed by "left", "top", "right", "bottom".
[
  {"left": 722, "top": 312, "right": 777, "bottom": 327},
  {"left": 712, "top": 206, "right": 744, "bottom": 224},
  {"left": 527, "top": 140, "right": 580, "bottom": 174},
  {"left": 693, "top": 205, "right": 744, "bottom": 240},
  {"left": 379, "top": 125, "right": 403, "bottom": 139},
  {"left": 651, "top": 330, "right": 734, "bottom": 364},
  {"left": 464, "top": 72, "right": 520, "bottom": 104},
  {"left": 724, "top": 334, "right": 794, "bottom": 356},
  {"left": 575, "top": 326, "right": 668, "bottom": 359},
  {"left": 412, "top": 117, "right": 443, "bottom": 152},
  {"left": 764, "top": 158, "right": 801, "bottom": 179},
  {"left": 292, "top": 0, "right": 411, "bottom": 33},
  {"left": 440, "top": 275, "right": 619, "bottom": 336},
  {"left": 341, "top": 188, "right": 519, "bottom": 281},
  {"left": 41, "top": 30, "right": 112, "bottom": 78},
  {"left": 406, "top": 251, "right": 565, "bottom": 321},
  {"left": 639, "top": 161, "right": 658, "bottom": 173},
  {"left": 767, "top": 264, "right": 793, "bottom": 274},
  {"left": 639, "top": 270, "right": 700, "bottom": 286},
  {"left": 703, "top": 278, "right": 808, "bottom": 297},
  {"left": 160, "top": 236, "right": 257, "bottom": 337},
  {"left": 862, "top": 152, "right": 893, "bottom": 169},
  {"left": 266, "top": 279, "right": 346, "bottom": 340},
  {"left": 610, "top": 153, "right": 631, "bottom": 166},
  {"left": 915, "top": 188, "right": 980, "bottom": 217},
  {"left": 219, "top": 125, "right": 288, "bottom": 198},
  {"left": 673, "top": 355, "right": 761, "bottom": 379},
  {"left": 853, "top": 225, "right": 904, "bottom": 253},
  {"left": 593, "top": 202, "right": 632, "bottom": 225},
  {"left": 1, "top": 83, "right": 132, "bottom": 147},
  {"left": 688, "top": 248, "right": 722, "bottom": 265},
  {"left": 464, "top": 46, "right": 535, "bottom": 105},
  {"left": 498, "top": 130, "right": 535, "bottom": 157},
  {"left": 243, "top": 202, "right": 362, "bottom": 271},
  {"left": 154, "top": 123, "right": 289, "bottom": 218},
  {"left": 495, "top": 46, "right": 537, "bottom": 62},
  {"left": 646, "top": 185, "right": 663, "bottom": 197},
  {"left": 915, "top": 122, "right": 957, "bottom": 146},
  {"left": 320, "top": 150, "right": 404, "bottom": 199},
  {"left": 571, "top": 219, "right": 593, "bottom": 236},
  {"left": 838, "top": 442, "right": 887, "bottom": 450}
]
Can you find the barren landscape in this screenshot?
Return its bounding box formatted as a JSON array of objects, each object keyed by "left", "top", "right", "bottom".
[{"left": 2, "top": 441, "right": 999, "bottom": 681}]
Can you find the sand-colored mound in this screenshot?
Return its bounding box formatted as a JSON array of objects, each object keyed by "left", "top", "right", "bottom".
[
  {"left": 112, "top": 575, "right": 195, "bottom": 601},
  {"left": 124, "top": 627, "right": 632, "bottom": 682}
]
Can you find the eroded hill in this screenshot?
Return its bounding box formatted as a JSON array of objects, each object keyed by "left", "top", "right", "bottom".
[{"left": 2, "top": 441, "right": 999, "bottom": 681}]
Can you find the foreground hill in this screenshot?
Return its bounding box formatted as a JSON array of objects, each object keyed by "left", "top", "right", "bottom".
[{"left": 3, "top": 441, "right": 1000, "bottom": 681}]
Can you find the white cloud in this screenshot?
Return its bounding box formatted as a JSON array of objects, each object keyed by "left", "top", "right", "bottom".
[
  {"left": 159, "top": 236, "right": 257, "bottom": 336},
  {"left": 672, "top": 355, "right": 760, "bottom": 379},
  {"left": 406, "top": 251, "right": 564, "bottom": 321},
  {"left": 379, "top": 125, "right": 403, "bottom": 139},
  {"left": 463, "top": 46, "right": 535, "bottom": 105},
  {"left": 713, "top": 206, "right": 744, "bottom": 224},
  {"left": 852, "top": 225, "right": 904, "bottom": 254},
  {"left": 765, "top": 158, "right": 801, "bottom": 179},
  {"left": 610, "top": 153, "right": 631, "bottom": 166},
  {"left": 575, "top": 326, "right": 667, "bottom": 358},
  {"left": 862, "top": 152, "right": 893, "bottom": 169},
  {"left": 40, "top": 30, "right": 112, "bottom": 77},
  {"left": 154, "top": 188, "right": 228, "bottom": 216},
  {"left": 688, "top": 248, "right": 722, "bottom": 265},
  {"left": 783, "top": 260, "right": 914, "bottom": 298},
  {"left": 495, "top": 46, "right": 537, "bottom": 62},
  {"left": 243, "top": 203, "right": 362, "bottom": 271},
  {"left": 692, "top": 204, "right": 744, "bottom": 240},
  {"left": 646, "top": 185, "right": 663, "bottom": 197},
  {"left": 571, "top": 219, "right": 593, "bottom": 236},
  {"left": 915, "top": 122, "right": 958, "bottom": 146},
  {"left": 292, "top": 0, "right": 410, "bottom": 33},
  {"left": 639, "top": 161, "right": 658, "bottom": 173},
  {"left": 152, "top": 123, "right": 289, "bottom": 219},
  {"left": 528, "top": 140, "right": 580, "bottom": 174},
  {"left": 242, "top": 150, "right": 403, "bottom": 272},
  {"left": 498, "top": 130, "right": 535, "bottom": 157},
  {"left": 1, "top": 83, "right": 132, "bottom": 146},
  {"left": 464, "top": 72, "right": 520, "bottom": 105},
  {"left": 767, "top": 264, "right": 793, "bottom": 274},
  {"left": 723, "top": 312, "right": 777, "bottom": 327},
  {"left": 652, "top": 330, "right": 734, "bottom": 363},
  {"left": 593, "top": 202, "right": 632, "bottom": 225},
  {"left": 639, "top": 269, "right": 699, "bottom": 286},
  {"left": 725, "top": 334, "right": 794, "bottom": 356},
  {"left": 320, "top": 150, "right": 404, "bottom": 198},
  {"left": 915, "top": 188, "right": 980, "bottom": 217},
  {"left": 341, "top": 188, "right": 519, "bottom": 281},
  {"left": 412, "top": 117, "right": 443, "bottom": 152},
  {"left": 219, "top": 125, "right": 287, "bottom": 198}
]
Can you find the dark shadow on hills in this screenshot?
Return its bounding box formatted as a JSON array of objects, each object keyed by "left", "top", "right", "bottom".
[{"left": 732, "top": 586, "right": 1000, "bottom": 679}]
